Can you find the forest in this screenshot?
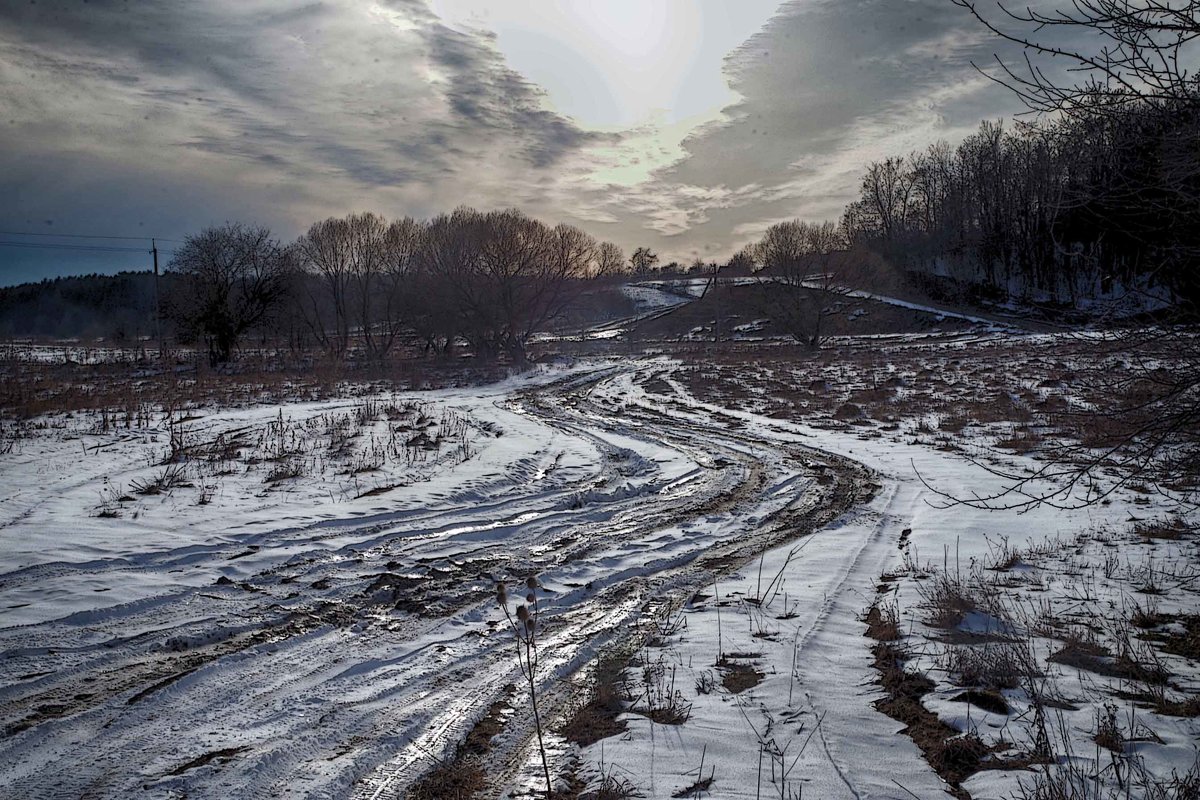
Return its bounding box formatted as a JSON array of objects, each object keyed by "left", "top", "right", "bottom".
[{"left": 842, "top": 96, "right": 1200, "bottom": 310}]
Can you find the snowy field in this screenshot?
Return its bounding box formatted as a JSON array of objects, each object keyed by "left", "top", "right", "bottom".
[{"left": 1, "top": 336, "right": 1197, "bottom": 799}]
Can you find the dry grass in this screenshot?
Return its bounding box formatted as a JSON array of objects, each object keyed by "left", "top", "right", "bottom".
[
  {"left": 917, "top": 571, "right": 979, "bottom": 630},
  {"left": 0, "top": 347, "right": 508, "bottom": 423},
  {"left": 407, "top": 686, "right": 514, "bottom": 800},
  {"left": 1132, "top": 517, "right": 1190, "bottom": 541},
  {"left": 715, "top": 655, "right": 764, "bottom": 695},
  {"left": 942, "top": 640, "right": 1037, "bottom": 691},
  {"left": 863, "top": 601, "right": 901, "bottom": 642},
  {"left": 559, "top": 648, "right": 635, "bottom": 747},
  {"left": 871, "top": 641, "right": 995, "bottom": 797},
  {"left": 951, "top": 689, "right": 1011, "bottom": 715}
]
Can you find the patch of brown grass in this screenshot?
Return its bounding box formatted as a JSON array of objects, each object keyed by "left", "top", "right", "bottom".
[
  {"left": 559, "top": 649, "right": 632, "bottom": 747},
  {"left": 715, "top": 656, "right": 764, "bottom": 694},
  {"left": 407, "top": 686, "right": 514, "bottom": 800},
  {"left": 863, "top": 602, "right": 901, "bottom": 641},
  {"left": 1144, "top": 614, "right": 1200, "bottom": 661},
  {"left": 951, "top": 689, "right": 1010, "bottom": 715},
  {"left": 1132, "top": 516, "right": 1189, "bottom": 541}
]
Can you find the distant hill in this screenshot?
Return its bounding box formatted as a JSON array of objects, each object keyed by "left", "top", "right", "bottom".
[{"left": 0, "top": 271, "right": 164, "bottom": 340}]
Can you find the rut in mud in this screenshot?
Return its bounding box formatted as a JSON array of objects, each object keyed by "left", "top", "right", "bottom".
[{"left": 0, "top": 363, "right": 871, "bottom": 799}]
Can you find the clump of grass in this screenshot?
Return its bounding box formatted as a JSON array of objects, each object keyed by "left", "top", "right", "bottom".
[
  {"left": 408, "top": 688, "right": 514, "bottom": 800},
  {"left": 939, "top": 414, "right": 969, "bottom": 434},
  {"left": 630, "top": 652, "right": 692, "bottom": 725},
  {"left": 942, "top": 640, "right": 1037, "bottom": 691},
  {"left": 833, "top": 402, "right": 864, "bottom": 421},
  {"left": 917, "top": 571, "right": 977, "bottom": 629},
  {"left": 1132, "top": 516, "right": 1189, "bottom": 541},
  {"left": 863, "top": 600, "right": 901, "bottom": 641},
  {"left": 873, "top": 642, "right": 970, "bottom": 789},
  {"left": 128, "top": 464, "right": 192, "bottom": 495},
  {"left": 263, "top": 457, "right": 307, "bottom": 483},
  {"left": 996, "top": 427, "right": 1043, "bottom": 454},
  {"left": 1129, "top": 597, "right": 1169, "bottom": 629},
  {"left": 1016, "top": 746, "right": 1200, "bottom": 800},
  {"left": 582, "top": 768, "right": 644, "bottom": 800},
  {"left": 715, "top": 655, "right": 764, "bottom": 695},
  {"left": 1094, "top": 704, "right": 1125, "bottom": 753},
  {"left": 1149, "top": 614, "right": 1200, "bottom": 661},
  {"left": 559, "top": 645, "right": 634, "bottom": 748},
  {"left": 950, "top": 689, "right": 1010, "bottom": 715}
]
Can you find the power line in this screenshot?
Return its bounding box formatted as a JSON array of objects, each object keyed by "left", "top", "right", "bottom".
[
  {"left": 0, "top": 229, "right": 184, "bottom": 243},
  {"left": 0, "top": 240, "right": 176, "bottom": 255}
]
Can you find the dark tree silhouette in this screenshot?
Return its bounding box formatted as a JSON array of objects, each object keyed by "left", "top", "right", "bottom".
[
  {"left": 952, "top": 0, "right": 1199, "bottom": 117},
  {"left": 168, "top": 223, "right": 292, "bottom": 366},
  {"left": 753, "top": 220, "right": 873, "bottom": 347},
  {"left": 416, "top": 207, "right": 593, "bottom": 363},
  {"left": 917, "top": 0, "right": 1200, "bottom": 509},
  {"left": 629, "top": 246, "right": 660, "bottom": 275}
]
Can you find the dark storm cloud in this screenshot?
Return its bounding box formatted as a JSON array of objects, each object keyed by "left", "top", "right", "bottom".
[
  {"left": 423, "top": 22, "right": 602, "bottom": 170},
  {"left": 0, "top": 0, "right": 607, "bottom": 284},
  {"left": 0, "top": 0, "right": 1100, "bottom": 283}
]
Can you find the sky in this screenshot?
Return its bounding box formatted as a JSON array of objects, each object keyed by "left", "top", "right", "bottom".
[{"left": 0, "top": 0, "right": 1045, "bottom": 286}]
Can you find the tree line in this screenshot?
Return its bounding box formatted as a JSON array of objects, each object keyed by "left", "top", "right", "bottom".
[
  {"left": 742, "top": 0, "right": 1200, "bottom": 320},
  {"left": 0, "top": 272, "right": 159, "bottom": 341},
  {"left": 168, "top": 207, "right": 643, "bottom": 366},
  {"left": 839, "top": 99, "right": 1200, "bottom": 309}
]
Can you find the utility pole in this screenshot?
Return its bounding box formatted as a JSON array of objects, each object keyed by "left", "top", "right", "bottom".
[
  {"left": 151, "top": 239, "right": 163, "bottom": 360},
  {"left": 710, "top": 262, "right": 722, "bottom": 344}
]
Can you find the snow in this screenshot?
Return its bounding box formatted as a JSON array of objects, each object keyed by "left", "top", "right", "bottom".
[
  {"left": 1, "top": 344, "right": 1196, "bottom": 799},
  {"left": 620, "top": 282, "right": 696, "bottom": 311}
]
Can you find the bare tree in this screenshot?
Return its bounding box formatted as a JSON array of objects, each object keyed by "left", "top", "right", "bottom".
[
  {"left": 929, "top": 0, "right": 1200, "bottom": 508},
  {"left": 345, "top": 212, "right": 390, "bottom": 361},
  {"left": 629, "top": 246, "right": 660, "bottom": 275},
  {"left": 292, "top": 212, "right": 417, "bottom": 362},
  {"left": 295, "top": 217, "right": 354, "bottom": 359},
  {"left": 753, "top": 220, "right": 865, "bottom": 347},
  {"left": 594, "top": 241, "right": 625, "bottom": 278},
  {"left": 725, "top": 246, "right": 757, "bottom": 275},
  {"left": 373, "top": 216, "right": 422, "bottom": 357},
  {"left": 167, "top": 223, "right": 292, "bottom": 365},
  {"left": 417, "top": 208, "right": 591, "bottom": 363},
  {"left": 952, "top": 0, "right": 1199, "bottom": 118},
  {"left": 411, "top": 208, "right": 478, "bottom": 357}
]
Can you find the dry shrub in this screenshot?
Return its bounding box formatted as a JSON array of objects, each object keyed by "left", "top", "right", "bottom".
[
  {"left": 1093, "top": 704, "right": 1125, "bottom": 753},
  {"left": 864, "top": 601, "right": 901, "bottom": 641},
  {"left": 1132, "top": 517, "right": 1189, "bottom": 541},
  {"left": 996, "top": 428, "right": 1044, "bottom": 453},
  {"left": 942, "top": 640, "right": 1036, "bottom": 691},
  {"left": 917, "top": 571, "right": 978, "bottom": 629},
  {"left": 833, "top": 402, "right": 864, "bottom": 420},
  {"left": 972, "top": 392, "right": 1035, "bottom": 424},
  {"left": 939, "top": 414, "right": 970, "bottom": 434}
]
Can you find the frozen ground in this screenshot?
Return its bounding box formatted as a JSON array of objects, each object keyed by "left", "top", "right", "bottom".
[{"left": 1, "top": 337, "right": 1196, "bottom": 799}]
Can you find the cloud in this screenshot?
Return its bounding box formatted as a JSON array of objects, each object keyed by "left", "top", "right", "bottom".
[
  {"left": 0, "top": 1, "right": 604, "bottom": 245},
  {"left": 0, "top": 0, "right": 1094, "bottom": 283},
  {"left": 595, "top": 0, "right": 1101, "bottom": 261}
]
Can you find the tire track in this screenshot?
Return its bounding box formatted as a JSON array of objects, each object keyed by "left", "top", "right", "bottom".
[{"left": 1, "top": 362, "right": 874, "bottom": 800}]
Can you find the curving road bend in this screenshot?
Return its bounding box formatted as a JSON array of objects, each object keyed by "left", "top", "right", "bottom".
[{"left": 0, "top": 361, "right": 878, "bottom": 799}]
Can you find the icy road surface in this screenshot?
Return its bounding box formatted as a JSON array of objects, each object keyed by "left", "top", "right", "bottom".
[{"left": 0, "top": 358, "right": 1110, "bottom": 799}]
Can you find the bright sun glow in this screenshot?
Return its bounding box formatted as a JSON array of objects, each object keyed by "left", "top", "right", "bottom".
[{"left": 429, "top": 0, "right": 779, "bottom": 129}]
